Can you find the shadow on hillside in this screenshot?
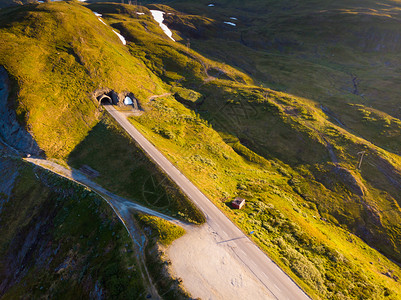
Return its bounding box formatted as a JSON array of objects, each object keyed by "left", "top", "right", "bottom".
[{"left": 66, "top": 115, "right": 205, "bottom": 224}]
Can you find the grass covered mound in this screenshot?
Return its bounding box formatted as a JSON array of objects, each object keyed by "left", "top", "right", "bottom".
[
  {"left": 135, "top": 213, "right": 190, "bottom": 299},
  {"left": 0, "top": 160, "right": 145, "bottom": 299},
  {"left": 136, "top": 214, "right": 185, "bottom": 247}
]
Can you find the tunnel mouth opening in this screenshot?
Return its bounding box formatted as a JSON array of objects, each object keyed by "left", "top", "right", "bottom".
[
  {"left": 98, "top": 96, "right": 112, "bottom": 105},
  {"left": 96, "top": 92, "right": 114, "bottom": 105},
  {"left": 94, "top": 89, "right": 141, "bottom": 109},
  {"left": 121, "top": 92, "right": 142, "bottom": 110}
]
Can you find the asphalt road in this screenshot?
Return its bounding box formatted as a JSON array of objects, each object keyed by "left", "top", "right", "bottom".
[{"left": 105, "top": 104, "right": 310, "bottom": 300}]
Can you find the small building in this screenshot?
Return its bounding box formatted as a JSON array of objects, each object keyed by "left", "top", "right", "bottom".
[{"left": 231, "top": 197, "right": 245, "bottom": 209}]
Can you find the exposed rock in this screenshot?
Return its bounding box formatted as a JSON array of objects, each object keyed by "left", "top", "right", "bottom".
[
  {"left": 332, "top": 165, "right": 367, "bottom": 196},
  {"left": 0, "top": 200, "right": 56, "bottom": 296},
  {"left": 120, "top": 91, "right": 142, "bottom": 111},
  {"left": 320, "top": 105, "right": 345, "bottom": 127},
  {"left": 0, "top": 66, "right": 41, "bottom": 156},
  {"left": 352, "top": 75, "right": 360, "bottom": 95},
  {"left": 89, "top": 280, "right": 104, "bottom": 299},
  {"left": 93, "top": 88, "right": 115, "bottom": 105},
  {"left": 0, "top": 157, "right": 19, "bottom": 214}
]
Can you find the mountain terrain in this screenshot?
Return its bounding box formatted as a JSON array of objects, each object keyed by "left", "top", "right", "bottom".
[{"left": 0, "top": 0, "right": 401, "bottom": 299}]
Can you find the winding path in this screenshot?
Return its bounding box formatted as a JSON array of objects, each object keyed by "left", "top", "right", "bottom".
[{"left": 24, "top": 157, "right": 182, "bottom": 300}]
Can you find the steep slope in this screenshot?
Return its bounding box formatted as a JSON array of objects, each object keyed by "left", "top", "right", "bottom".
[
  {"left": 0, "top": 1, "right": 166, "bottom": 158},
  {"left": 0, "top": 66, "right": 41, "bottom": 155},
  {"left": 100, "top": 0, "right": 401, "bottom": 263},
  {"left": 162, "top": 0, "right": 401, "bottom": 155},
  {"left": 0, "top": 3, "right": 201, "bottom": 299},
  {"left": 0, "top": 159, "right": 147, "bottom": 299}
]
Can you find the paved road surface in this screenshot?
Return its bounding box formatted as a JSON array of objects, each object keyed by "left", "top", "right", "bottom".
[{"left": 105, "top": 104, "right": 310, "bottom": 300}]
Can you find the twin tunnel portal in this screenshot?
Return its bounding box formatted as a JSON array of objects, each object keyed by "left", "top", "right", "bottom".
[{"left": 96, "top": 89, "right": 141, "bottom": 111}]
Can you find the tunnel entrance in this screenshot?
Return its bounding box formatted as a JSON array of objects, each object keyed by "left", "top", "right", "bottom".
[
  {"left": 97, "top": 94, "right": 112, "bottom": 105},
  {"left": 94, "top": 89, "right": 141, "bottom": 111},
  {"left": 96, "top": 90, "right": 118, "bottom": 106}
]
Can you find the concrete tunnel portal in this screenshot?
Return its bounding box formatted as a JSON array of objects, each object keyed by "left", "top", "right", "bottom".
[
  {"left": 97, "top": 94, "right": 113, "bottom": 105},
  {"left": 95, "top": 89, "right": 142, "bottom": 111}
]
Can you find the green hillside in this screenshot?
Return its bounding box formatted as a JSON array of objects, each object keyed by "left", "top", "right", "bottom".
[
  {"left": 0, "top": 1, "right": 166, "bottom": 158},
  {"left": 162, "top": 0, "right": 401, "bottom": 155},
  {"left": 0, "top": 159, "right": 146, "bottom": 299},
  {"left": 1, "top": 1, "right": 401, "bottom": 299}
]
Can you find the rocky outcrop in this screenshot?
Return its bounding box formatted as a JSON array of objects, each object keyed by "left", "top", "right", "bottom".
[
  {"left": 0, "top": 202, "right": 57, "bottom": 296},
  {"left": 0, "top": 66, "right": 41, "bottom": 156},
  {"left": 332, "top": 165, "right": 367, "bottom": 196},
  {"left": 0, "top": 157, "right": 19, "bottom": 215}
]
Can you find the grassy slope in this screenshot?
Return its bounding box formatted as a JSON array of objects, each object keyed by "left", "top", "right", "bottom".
[
  {"left": 0, "top": 160, "right": 145, "bottom": 299},
  {"left": 83, "top": 2, "right": 401, "bottom": 298},
  {"left": 0, "top": 2, "right": 202, "bottom": 298},
  {"left": 130, "top": 92, "right": 401, "bottom": 299},
  {"left": 0, "top": 1, "right": 204, "bottom": 223},
  {"left": 136, "top": 214, "right": 185, "bottom": 247},
  {"left": 135, "top": 213, "right": 189, "bottom": 299},
  {"left": 0, "top": 1, "right": 165, "bottom": 158},
  {"left": 1, "top": 1, "right": 401, "bottom": 299},
  {"left": 163, "top": 0, "right": 401, "bottom": 156}
]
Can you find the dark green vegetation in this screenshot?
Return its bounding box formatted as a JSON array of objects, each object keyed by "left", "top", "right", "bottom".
[
  {"left": 1, "top": 0, "right": 401, "bottom": 298},
  {"left": 0, "top": 160, "right": 145, "bottom": 299}
]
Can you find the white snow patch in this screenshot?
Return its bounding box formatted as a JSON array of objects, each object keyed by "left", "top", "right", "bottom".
[
  {"left": 112, "top": 29, "right": 127, "bottom": 45},
  {"left": 208, "top": 4, "right": 215, "bottom": 7},
  {"left": 230, "top": 17, "right": 238, "bottom": 20},
  {"left": 92, "top": 11, "right": 127, "bottom": 45},
  {"left": 224, "top": 21, "right": 236, "bottom": 26},
  {"left": 150, "top": 10, "right": 175, "bottom": 42},
  {"left": 137, "top": 12, "right": 145, "bottom": 15},
  {"left": 124, "top": 96, "right": 133, "bottom": 105},
  {"left": 98, "top": 18, "right": 107, "bottom": 26},
  {"left": 78, "top": 0, "right": 87, "bottom": 2}
]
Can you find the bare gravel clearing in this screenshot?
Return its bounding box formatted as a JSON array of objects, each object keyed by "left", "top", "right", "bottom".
[{"left": 167, "top": 224, "right": 273, "bottom": 300}]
